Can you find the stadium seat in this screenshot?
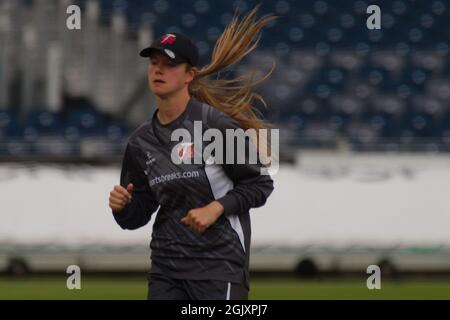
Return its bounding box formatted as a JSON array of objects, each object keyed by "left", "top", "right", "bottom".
[
  {"left": 0, "top": 111, "right": 21, "bottom": 138},
  {"left": 24, "top": 111, "right": 63, "bottom": 136},
  {"left": 67, "top": 110, "right": 106, "bottom": 137}
]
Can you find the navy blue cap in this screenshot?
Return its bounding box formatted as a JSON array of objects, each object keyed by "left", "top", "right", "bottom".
[{"left": 140, "top": 33, "right": 199, "bottom": 67}]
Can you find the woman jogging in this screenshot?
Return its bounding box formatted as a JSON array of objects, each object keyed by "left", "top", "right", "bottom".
[{"left": 108, "top": 6, "right": 275, "bottom": 300}]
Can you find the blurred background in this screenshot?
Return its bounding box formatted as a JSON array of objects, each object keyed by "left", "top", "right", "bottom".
[{"left": 0, "top": 0, "right": 450, "bottom": 299}]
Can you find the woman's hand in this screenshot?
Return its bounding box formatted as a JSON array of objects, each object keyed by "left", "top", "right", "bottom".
[
  {"left": 109, "top": 184, "right": 134, "bottom": 213},
  {"left": 181, "top": 201, "right": 225, "bottom": 233}
]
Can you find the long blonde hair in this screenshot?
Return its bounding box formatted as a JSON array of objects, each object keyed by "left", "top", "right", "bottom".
[{"left": 188, "top": 5, "right": 277, "bottom": 132}]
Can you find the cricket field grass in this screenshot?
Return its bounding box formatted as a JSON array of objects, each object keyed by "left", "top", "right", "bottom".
[{"left": 0, "top": 276, "right": 449, "bottom": 300}]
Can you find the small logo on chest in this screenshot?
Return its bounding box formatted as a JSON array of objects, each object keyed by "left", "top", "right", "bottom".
[
  {"left": 144, "top": 152, "right": 156, "bottom": 176},
  {"left": 146, "top": 151, "right": 156, "bottom": 166}
]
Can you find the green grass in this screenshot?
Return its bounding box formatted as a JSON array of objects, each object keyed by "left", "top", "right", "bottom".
[
  {"left": 250, "top": 278, "right": 450, "bottom": 300},
  {"left": 0, "top": 276, "right": 449, "bottom": 300}
]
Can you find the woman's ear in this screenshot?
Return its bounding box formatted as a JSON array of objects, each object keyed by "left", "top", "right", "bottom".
[{"left": 185, "top": 67, "right": 196, "bottom": 84}]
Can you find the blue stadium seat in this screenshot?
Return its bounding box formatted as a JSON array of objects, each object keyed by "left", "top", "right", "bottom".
[
  {"left": 0, "top": 111, "right": 21, "bottom": 138},
  {"left": 405, "top": 113, "right": 438, "bottom": 138},
  {"left": 67, "top": 110, "right": 106, "bottom": 137},
  {"left": 105, "top": 123, "right": 129, "bottom": 141},
  {"left": 25, "top": 111, "right": 63, "bottom": 136},
  {"left": 0, "top": 139, "right": 32, "bottom": 157}
]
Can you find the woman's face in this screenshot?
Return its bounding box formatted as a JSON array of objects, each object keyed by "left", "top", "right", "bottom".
[{"left": 147, "top": 52, "right": 195, "bottom": 98}]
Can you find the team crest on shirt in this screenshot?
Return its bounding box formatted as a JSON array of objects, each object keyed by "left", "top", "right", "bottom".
[{"left": 176, "top": 142, "right": 195, "bottom": 162}]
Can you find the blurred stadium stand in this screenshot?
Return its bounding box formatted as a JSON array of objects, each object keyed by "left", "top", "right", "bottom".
[{"left": 0, "top": 0, "right": 449, "bottom": 159}]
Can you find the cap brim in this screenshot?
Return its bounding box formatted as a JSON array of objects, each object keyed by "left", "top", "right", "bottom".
[
  {"left": 139, "top": 46, "right": 186, "bottom": 64},
  {"left": 139, "top": 47, "right": 157, "bottom": 57}
]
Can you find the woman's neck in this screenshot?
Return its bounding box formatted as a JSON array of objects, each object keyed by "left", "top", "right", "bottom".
[{"left": 156, "top": 90, "right": 191, "bottom": 125}]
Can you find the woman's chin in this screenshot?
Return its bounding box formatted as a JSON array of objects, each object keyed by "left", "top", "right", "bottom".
[{"left": 151, "top": 87, "right": 167, "bottom": 96}]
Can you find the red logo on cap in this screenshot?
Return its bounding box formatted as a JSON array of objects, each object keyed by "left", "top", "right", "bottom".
[{"left": 160, "top": 34, "right": 176, "bottom": 45}]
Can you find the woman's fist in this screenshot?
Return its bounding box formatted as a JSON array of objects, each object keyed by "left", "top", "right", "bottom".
[
  {"left": 109, "top": 183, "right": 134, "bottom": 213},
  {"left": 181, "top": 201, "right": 224, "bottom": 233}
]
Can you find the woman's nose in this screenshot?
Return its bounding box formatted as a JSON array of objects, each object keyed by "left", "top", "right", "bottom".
[
  {"left": 152, "top": 63, "right": 163, "bottom": 73},
  {"left": 149, "top": 66, "right": 161, "bottom": 75}
]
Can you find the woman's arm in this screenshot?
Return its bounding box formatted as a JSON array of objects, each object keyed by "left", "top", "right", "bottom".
[
  {"left": 217, "top": 153, "right": 274, "bottom": 216},
  {"left": 112, "top": 143, "right": 159, "bottom": 230},
  {"left": 215, "top": 113, "right": 274, "bottom": 216}
]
